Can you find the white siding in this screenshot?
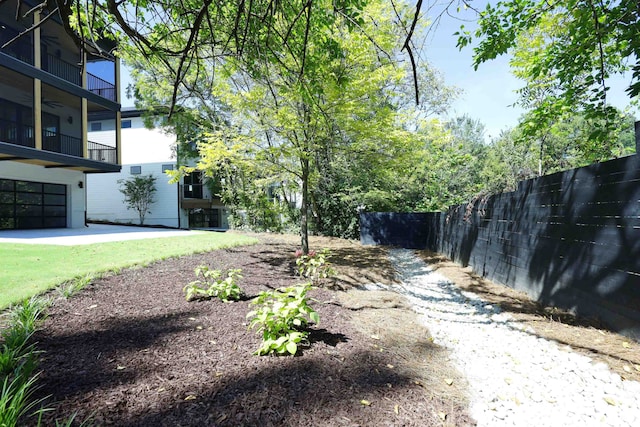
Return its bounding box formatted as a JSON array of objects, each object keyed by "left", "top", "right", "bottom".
[
  {"left": 87, "top": 162, "right": 180, "bottom": 228},
  {"left": 1, "top": 161, "right": 86, "bottom": 228},
  {"left": 87, "top": 113, "right": 230, "bottom": 229},
  {"left": 88, "top": 115, "right": 175, "bottom": 163}
]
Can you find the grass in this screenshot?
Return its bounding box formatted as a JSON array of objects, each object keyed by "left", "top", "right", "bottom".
[{"left": 0, "top": 232, "right": 258, "bottom": 309}]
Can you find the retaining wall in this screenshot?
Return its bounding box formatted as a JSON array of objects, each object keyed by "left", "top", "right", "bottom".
[{"left": 360, "top": 154, "right": 640, "bottom": 339}]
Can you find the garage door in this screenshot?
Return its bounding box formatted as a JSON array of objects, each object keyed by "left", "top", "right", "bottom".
[{"left": 0, "top": 178, "right": 67, "bottom": 229}]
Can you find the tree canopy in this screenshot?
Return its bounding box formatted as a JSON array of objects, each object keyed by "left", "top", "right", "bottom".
[
  {"left": 4, "top": 0, "right": 428, "bottom": 111},
  {"left": 456, "top": 0, "right": 639, "bottom": 141}
]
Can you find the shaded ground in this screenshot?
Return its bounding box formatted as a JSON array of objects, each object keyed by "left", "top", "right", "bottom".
[
  {"left": 417, "top": 250, "right": 640, "bottom": 383},
  {"left": 30, "top": 235, "right": 472, "bottom": 426}
]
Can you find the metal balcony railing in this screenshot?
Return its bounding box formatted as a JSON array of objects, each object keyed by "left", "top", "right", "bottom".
[
  {"left": 0, "top": 107, "right": 117, "bottom": 164},
  {"left": 0, "top": 117, "right": 35, "bottom": 147},
  {"left": 1, "top": 26, "right": 116, "bottom": 102},
  {"left": 87, "top": 72, "right": 117, "bottom": 102},
  {"left": 43, "top": 52, "right": 82, "bottom": 86},
  {"left": 42, "top": 129, "right": 83, "bottom": 157},
  {"left": 42, "top": 54, "right": 116, "bottom": 102},
  {"left": 88, "top": 140, "right": 117, "bottom": 164},
  {"left": 0, "top": 37, "right": 34, "bottom": 64}
]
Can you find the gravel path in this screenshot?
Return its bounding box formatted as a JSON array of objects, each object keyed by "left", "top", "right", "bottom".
[{"left": 381, "top": 249, "right": 640, "bottom": 427}]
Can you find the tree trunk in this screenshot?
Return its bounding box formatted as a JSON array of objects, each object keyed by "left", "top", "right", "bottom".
[{"left": 300, "top": 157, "right": 310, "bottom": 254}]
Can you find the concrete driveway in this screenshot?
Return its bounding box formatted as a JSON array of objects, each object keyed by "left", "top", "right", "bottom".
[{"left": 0, "top": 224, "right": 204, "bottom": 246}]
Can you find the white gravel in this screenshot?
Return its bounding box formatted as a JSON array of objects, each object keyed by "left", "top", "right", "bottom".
[{"left": 369, "top": 248, "right": 640, "bottom": 427}]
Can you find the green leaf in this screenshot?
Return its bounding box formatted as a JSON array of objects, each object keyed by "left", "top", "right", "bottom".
[
  {"left": 309, "top": 311, "right": 320, "bottom": 324},
  {"left": 285, "top": 341, "right": 298, "bottom": 355}
]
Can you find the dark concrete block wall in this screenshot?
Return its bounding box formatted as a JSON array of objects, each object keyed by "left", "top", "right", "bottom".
[{"left": 361, "top": 152, "right": 640, "bottom": 340}]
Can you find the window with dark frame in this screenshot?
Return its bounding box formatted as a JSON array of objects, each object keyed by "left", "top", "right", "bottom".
[
  {"left": 183, "top": 171, "right": 203, "bottom": 199},
  {"left": 0, "top": 178, "right": 66, "bottom": 230}
]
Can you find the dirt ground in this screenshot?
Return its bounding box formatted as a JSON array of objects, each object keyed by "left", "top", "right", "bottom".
[
  {"left": 26, "top": 232, "right": 640, "bottom": 426},
  {"left": 30, "top": 234, "right": 472, "bottom": 426}
]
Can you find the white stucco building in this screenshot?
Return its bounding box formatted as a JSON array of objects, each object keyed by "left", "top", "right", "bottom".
[{"left": 86, "top": 109, "right": 229, "bottom": 229}]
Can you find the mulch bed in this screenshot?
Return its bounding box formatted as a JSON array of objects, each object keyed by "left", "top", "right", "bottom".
[{"left": 30, "top": 240, "right": 474, "bottom": 426}]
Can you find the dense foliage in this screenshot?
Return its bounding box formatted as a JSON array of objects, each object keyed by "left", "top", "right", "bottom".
[
  {"left": 11, "top": 0, "right": 637, "bottom": 240},
  {"left": 457, "top": 0, "right": 640, "bottom": 144}
]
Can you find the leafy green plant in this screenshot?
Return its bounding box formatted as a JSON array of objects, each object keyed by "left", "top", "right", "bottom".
[
  {"left": 8, "top": 296, "right": 49, "bottom": 336},
  {"left": 0, "top": 340, "right": 38, "bottom": 382},
  {"left": 295, "top": 248, "right": 336, "bottom": 282},
  {"left": 118, "top": 174, "right": 157, "bottom": 225},
  {"left": 43, "top": 411, "right": 95, "bottom": 427},
  {"left": 0, "top": 296, "right": 51, "bottom": 426},
  {"left": 183, "top": 267, "right": 244, "bottom": 302},
  {"left": 0, "top": 373, "right": 46, "bottom": 426},
  {"left": 57, "top": 275, "right": 93, "bottom": 299},
  {"left": 247, "top": 283, "right": 319, "bottom": 356}
]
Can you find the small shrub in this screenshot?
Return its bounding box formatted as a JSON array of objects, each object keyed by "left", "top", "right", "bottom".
[
  {"left": 295, "top": 248, "right": 336, "bottom": 282},
  {"left": 247, "top": 283, "right": 319, "bottom": 356},
  {"left": 183, "top": 267, "right": 244, "bottom": 302}
]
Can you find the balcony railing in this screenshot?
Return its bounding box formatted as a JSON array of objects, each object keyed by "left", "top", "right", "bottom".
[
  {"left": 0, "top": 37, "right": 34, "bottom": 64},
  {"left": 43, "top": 52, "right": 82, "bottom": 86},
  {"left": 42, "top": 129, "right": 83, "bottom": 157},
  {"left": 88, "top": 140, "right": 117, "bottom": 164},
  {"left": 44, "top": 54, "right": 117, "bottom": 101},
  {"left": 1, "top": 27, "right": 116, "bottom": 102},
  {"left": 0, "top": 117, "right": 34, "bottom": 147},
  {"left": 0, "top": 119, "right": 116, "bottom": 164},
  {"left": 87, "top": 72, "right": 117, "bottom": 102}
]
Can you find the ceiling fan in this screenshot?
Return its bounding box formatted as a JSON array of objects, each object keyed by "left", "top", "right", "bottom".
[{"left": 19, "top": 94, "right": 64, "bottom": 109}]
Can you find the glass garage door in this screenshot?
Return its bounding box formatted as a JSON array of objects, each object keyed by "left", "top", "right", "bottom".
[{"left": 0, "top": 179, "right": 67, "bottom": 229}]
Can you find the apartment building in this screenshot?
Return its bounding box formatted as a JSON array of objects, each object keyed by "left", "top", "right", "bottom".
[
  {"left": 0, "top": 0, "right": 121, "bottom": 229},
  {"left": 87, "top": 109, "right": 229, "bottom": 229}
]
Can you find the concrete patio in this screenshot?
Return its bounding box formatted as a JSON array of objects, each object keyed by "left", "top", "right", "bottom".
[{"left": 0, "top": 224, "right": 205, "bottom": 246}]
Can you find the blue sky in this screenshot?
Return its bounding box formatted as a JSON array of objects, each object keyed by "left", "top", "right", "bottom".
[
  {"left": 119, "top": 3, "right": 637, "bottom": 142},
  {"left": 421, "top": 5, "right": 637, "bottom": 141}
]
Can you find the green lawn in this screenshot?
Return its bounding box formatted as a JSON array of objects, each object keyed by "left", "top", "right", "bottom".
[{"left": 0, "top": 232, "right": 258, "bottom": 308}]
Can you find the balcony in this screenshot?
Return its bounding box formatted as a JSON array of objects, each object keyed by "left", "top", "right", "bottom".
[
  {"left": 88, "top": 140, "right": 117, "bottom": 164},
  {"left": 1, "top": 118, "right": 116, "bottom": 164},
  {"left": 0, "top": 117, "right": 34, "bottom": 148},
  {"left": 43, "top": 53, "right": 117, "bottom": 102},
  {"left": 0, "top": 34, "right": 33, "bottom": 65},
  {"left": 0, "top": 28, "right": 116, "bottom": 102}
]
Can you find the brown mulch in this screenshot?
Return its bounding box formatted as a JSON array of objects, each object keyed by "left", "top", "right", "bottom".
[
  {"left": 30, "top": 235, "right": 474, "bottom": 427},
  {"left": 417, "top": 250, "right": 640, "bottom": 383}
]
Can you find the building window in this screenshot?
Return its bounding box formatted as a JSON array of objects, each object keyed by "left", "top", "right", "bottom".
[
  {"left": 188, "top": 208, "right": 220, "bottom": 228},
  {"left": 183, "top": 172, "right": 203, "bottom": 199},
  {"left": 121, "top": 119, "right": 132, "bottom": 129},
  {"left": 90, "top": 122, "right": 102, "bottom": 131},
  {"left": 130, "top": 166, "right": 141, "bottom": 175},
  {"left": 162, "top": 164, "right": 174, "bottom": 172}
]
